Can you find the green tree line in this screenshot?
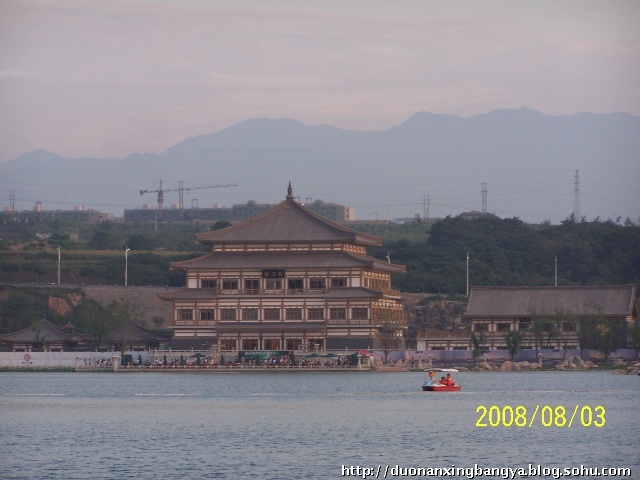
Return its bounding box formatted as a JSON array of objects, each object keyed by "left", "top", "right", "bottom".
[
  {"left": 1, "top": 215, "right": 639, "bottom": 292},
  {"left": 369, "top": 215, "right": 640, "bottom": 293}
]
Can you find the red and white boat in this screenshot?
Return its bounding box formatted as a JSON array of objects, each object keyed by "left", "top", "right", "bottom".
[{"left": 422, "top": 368, "right": 461, "bottom": 392}]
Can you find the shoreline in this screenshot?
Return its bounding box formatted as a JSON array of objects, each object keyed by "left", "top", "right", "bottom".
[{"left": 1, "top": 363, "right": 636, "bottom": 374}]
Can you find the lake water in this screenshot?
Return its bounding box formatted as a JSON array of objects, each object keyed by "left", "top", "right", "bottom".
[{"left": 1, "top": 371, "right": 638, "bottom": 480}]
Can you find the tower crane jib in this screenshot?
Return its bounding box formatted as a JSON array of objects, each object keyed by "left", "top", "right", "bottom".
[{"left": 139, "top": 181, "right": 237, "bottom": 220}]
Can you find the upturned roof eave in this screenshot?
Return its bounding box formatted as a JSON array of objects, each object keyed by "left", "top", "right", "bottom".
[
  {"left": 167, "top": 251, "right": 406, "bottom": 272},
  {"left": 194, "top": 196, "right": 382, "bottom": 246}
]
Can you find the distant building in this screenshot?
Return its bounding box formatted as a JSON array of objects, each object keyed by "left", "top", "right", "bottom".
[
  {"left": 0, "top": 208, "right": 113, "bottom": 225},
  {"left": 0, "top": 317, "right": 168, "bottom": 352},
  {"left": 159, "top": 184, "right": 405, "bottom": 351},
  {"left": 416, "top": 285, "right": 639, "bottom": 351},
  {"left": 124, "top": 198, "right": 354, "bottom": 223}
]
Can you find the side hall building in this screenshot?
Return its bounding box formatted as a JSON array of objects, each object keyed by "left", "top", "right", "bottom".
[{"left": 159, "top": 184, "right": 406, "bottom": 351}]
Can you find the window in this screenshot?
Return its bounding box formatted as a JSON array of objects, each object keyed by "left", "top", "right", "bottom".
[
  {"left": 265, "top": 279, "right": 282, "bottom": 290},
  {"left": 264, "top": 338, "right": 280, "bottom": 350},
  {"left": 201, "top": 279, "right": 216, "bottom": 289},
  {"left": 288, "top": 279, "right": 304, "bottom": 292},
  {"left": 308, "top": 308, "right": 324, "bottom": 320},
  {"left": 366, "top": 278, "right": 390, "bottom": 291},
  {"left": 562, "top": 322, "right": 575, "bottom": 332},
  {"left": 309, "top": 278, "right": 326, "bottom": 289},
  {"left": 220, "top": 309, "right": 237, "bottom": 321},
  {"left": 286, "top": 339, "right": 302, "bottom": 350},
  {"left": 352, "top": 308, "right": 368, "bottom": 320},
  {"left": 264, "top": 309, "right": 281, "bottom": 320},
  {"left": 497, "top": 323, "right": 510, "bottom": 332},
  {"left": 330, "top": 308, "right": 347, "bottom": 319},
  {"left": 474, "top": 323, "right": 488, "bottom": 332},
  {"left": 178, "top": 309, "right": 193, "bottom": 320},
  {"left": 519, "top": 320, "right": 530, "bottom": 331},
  {"left": 286, "top": 308, "right": 302, "bottom": 320},
  {"left": 219, "top": 339, "right": 236, "bottom": 351},
  {"left": 242, "top": 339, "right": 258, "bottom": 350},
  {"left": 242, "top": 309, "right": 259, "bottom": 320},
  {"left": 244, "top": 279, "right": 260, "bottom": 293},
  {"left": 331, "top": 278, "right": 348, "bottom": 287},
  {"left": 222, "top": 279, "right": 239, "bottom": 290},
  {"left": 199, "top": 309, "right": 215, "bottom": 321}
]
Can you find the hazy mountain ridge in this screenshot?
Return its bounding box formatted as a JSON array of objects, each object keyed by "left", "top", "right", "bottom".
[{"left": 1, "top": 109, "right": 638, "bottom": 223}]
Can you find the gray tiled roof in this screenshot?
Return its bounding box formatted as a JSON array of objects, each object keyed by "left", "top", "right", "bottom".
[
  {"left": 0, "top": 318, "right": 87, "bottom": 343},
  {"left": 464, "top": 285, "right": 637, "bottom": 318},
  {"left": 195, "top": 196, "right": 381, "bottom": 246},
  {"left": 169, "top": 251, "right": 405, "bottom": 273}
]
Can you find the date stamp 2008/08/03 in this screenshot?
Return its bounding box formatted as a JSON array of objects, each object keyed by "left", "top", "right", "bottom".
[{"left": 475, "top": 404, "right": 605, "bottom": 428}]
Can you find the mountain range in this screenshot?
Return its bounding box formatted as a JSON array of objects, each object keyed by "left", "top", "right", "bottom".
[{"left": 1, "top": 108, "right": 638, "bottom": 224}]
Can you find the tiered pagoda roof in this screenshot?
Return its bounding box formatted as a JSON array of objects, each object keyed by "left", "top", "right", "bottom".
[{"left": 194, "top": 183, "right": 381, "bottom": 247}]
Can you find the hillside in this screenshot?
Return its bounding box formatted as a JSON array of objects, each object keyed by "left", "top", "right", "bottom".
[{"left": 1, "top": 109, "right": 638, "bottom": 224}]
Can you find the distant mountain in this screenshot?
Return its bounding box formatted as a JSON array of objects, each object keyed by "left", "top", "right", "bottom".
[{"left": 1, "top": 109, "right": 638, "bottom": 224}]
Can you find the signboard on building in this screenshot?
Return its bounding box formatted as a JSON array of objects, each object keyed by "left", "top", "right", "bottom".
[{"left": 262, "top": 269, "right": 285, "bottom": 278}]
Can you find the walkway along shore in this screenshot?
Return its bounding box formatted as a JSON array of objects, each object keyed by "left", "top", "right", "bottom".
[{"left": 76, "top": 364, "right": 372, "bottom": 373}]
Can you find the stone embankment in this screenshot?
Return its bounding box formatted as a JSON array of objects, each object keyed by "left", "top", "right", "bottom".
[
  {"left": 454, "top": 355, "right": 640, "bottom": 374},
  {"left": 554, "top": 355, "right": 597, "bottom": 371},
  {"left": 467, "top": 360, "right": 543, "bottom": 372},
  {"left": 611, "top": 359, "right": 640, "bottom": 375}
]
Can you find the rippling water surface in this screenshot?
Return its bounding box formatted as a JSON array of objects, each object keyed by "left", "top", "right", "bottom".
[{"left": 1, "top": 371, "right": 638, "bottom": 479}]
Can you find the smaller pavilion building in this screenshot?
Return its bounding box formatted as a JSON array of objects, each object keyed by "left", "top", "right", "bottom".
[{"left": 417, "top": 285, "right": 638, "bottom": 352}]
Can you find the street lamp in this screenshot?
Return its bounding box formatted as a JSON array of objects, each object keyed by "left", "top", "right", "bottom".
[
  {"left": 466, "top": 252, "right": 469, "bottom": 296},
  {"left": 125, "top": 246, "right": 131, "bottom": 286},
  {"left": 57, "top": 246, "right": 61, "bottom": 285}
]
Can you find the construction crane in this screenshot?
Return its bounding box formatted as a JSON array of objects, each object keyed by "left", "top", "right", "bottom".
[{"left": 140, "top": 180, "right": 237, "bottom": 221}]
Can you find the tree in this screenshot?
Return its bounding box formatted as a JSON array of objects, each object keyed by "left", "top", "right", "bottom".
[
  {"left": 552, "top": 307, "right": 578, "bottom": 360},
  {"left": 212, "top": 221, "right": 232, "bottom": 230},
  {"left": 89, "top": 231, "right": 115, "bottom": 249},
  {"left": 0, "top": 291, "right": 44, "bottom": 334},
  {"left": 594, "top": 319, "right": 625, "bottom": 363},
  {"left": 504, "top": 330, "right": 523, "bottom": 361},
  {"left": 469, "top": 331, "right": 487, "bottom": 366},
  {"left": 628, "top": 322, "right": 640, "bottom": 360},
  {"left": 70, "top": 299, "right": 111, "bottom": 351},
  {"left": 528, "top": 306, "right": 559, "bottom": 357},
  {"left": 125, "top": 235, "right": 156, "bottom": 251},
  {"left": 30, "top": 318, "right": 49, "bottom": 351},
  {"left": 107, "top": 298, "right": 144, "bottom": 364},
  {"left": 373, "top": 306, "right": 405, "bottom": 364}
]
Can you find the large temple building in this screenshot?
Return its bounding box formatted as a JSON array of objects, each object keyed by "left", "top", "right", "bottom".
[{"left": 159, "top": 184, "right": 406, "bottom": 351}]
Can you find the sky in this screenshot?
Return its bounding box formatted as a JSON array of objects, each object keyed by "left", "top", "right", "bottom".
[{"left": 1, "top": 0, "right": 639, "bottom": 165}]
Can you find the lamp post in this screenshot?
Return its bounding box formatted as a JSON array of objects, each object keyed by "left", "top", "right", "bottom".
[
  {"left": 57, "top": 246, "right": 61, "bottom": 285},
  {"left": 125, "top": 246, "right": 131, "bottom": 286},
  {"left": 466, "top": 252, "right": 469, "bottom": 296}
]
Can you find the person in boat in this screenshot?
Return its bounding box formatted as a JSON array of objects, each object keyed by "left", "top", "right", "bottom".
[
  {"left": 445, "top": 373, "right": 455, "bottom": 386},
  {"left": 439, "top": 376, "right": 447, "bottom": 385}
]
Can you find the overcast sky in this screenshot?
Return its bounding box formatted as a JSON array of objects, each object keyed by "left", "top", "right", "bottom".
[{"left": 1, "top": 0, "right": 639, "bottom": 164}]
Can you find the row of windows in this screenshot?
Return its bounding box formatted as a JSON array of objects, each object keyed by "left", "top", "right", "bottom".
[
  {"left": 178, "top": 307, "right": 369, "bottom": 322},
  {"left": 364, "top": 278, "right": 391, "bottom": 290},
  {"left": 199, "top": 277, "right": 350, "bottom": 290},
  {"left": 473, "top": 321, "right": 578, "bottom": 333},
  {"left": 219, "top": 338, "right": 323, "bottom": 351}
]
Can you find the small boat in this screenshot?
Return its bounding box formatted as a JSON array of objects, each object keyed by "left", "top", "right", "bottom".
[{"left": 422, "top": 368, "right": 461, "bottom": 392}]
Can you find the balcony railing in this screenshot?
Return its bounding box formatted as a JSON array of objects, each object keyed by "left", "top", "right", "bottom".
[
  {"left": 201, "top": 287, "right": 329, "bottom": 295},
  {"left": 198, "top": 287, "right": 399, "bottom": 296}
]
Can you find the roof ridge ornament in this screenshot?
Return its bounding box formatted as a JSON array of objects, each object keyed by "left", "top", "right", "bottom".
[{"left": 286, "top": 181, "right": 293, "bottom": 200}]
